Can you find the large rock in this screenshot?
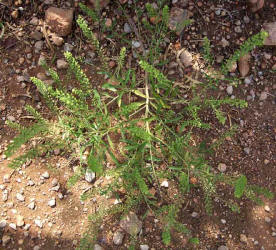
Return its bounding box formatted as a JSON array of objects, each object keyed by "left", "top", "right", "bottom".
[
  {"left": 45, "top": 7, "right": 74, "bottom": 37},
  {"left": 263, "top": 22, "right": 276, "bottom": 46},
  {"left": 119, "top": 212, "right": 142, "bottom": 236}
]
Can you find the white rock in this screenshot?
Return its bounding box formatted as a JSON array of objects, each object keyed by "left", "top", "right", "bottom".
[
  {"left": 161, "top": 180, "right": 169, "bottom": 187},
  {"left": 264, "top": 205, "right": 270, "bottom": 212},
  {"left": 16, "top": 193, "right": 25, "bottom": 202},
  {"left": 16, "top": 215, "right": 25, "bottom": 227},
  {"left": 85, "top": 169, "right": 96, "bottom": 183},
  {"left": 34, "top": 219, "right": 43, "bottom": 228},
  {"left": 48, "top": 198, "right": 56, "bottom": 207},
  {"left": 41, "top": 171, "right": 50, "bottom": 179},
  {"left": 28, "top": 180, "right": 35, "bottom": 186},
  {"left": 191, "top": 212, "right": 199, "bottom": 218},
  {"left": 132, "top": 41, "right": 141, "bottom": 48},
  {"left": 28, "top": 201, "right": 36, "bottom": 210},
  {"left": 51, "top": 178, "right": 58, "bottom": 187},
  {"left": 9, "top": 223, "right": 17, "bottom": 230},
  {"left": 140, "top": 245, "right": 149, "bottom": 250},
  {"left": 226, "top": 85, "right": 233, "bottom": 95}
]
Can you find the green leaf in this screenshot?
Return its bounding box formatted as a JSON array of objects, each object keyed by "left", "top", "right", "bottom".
[
  {"left": 234, "top": 175, "right": 247, "bottom": 198},
  {"left": 134, "top": 168, "right": 149, "bottom": 196},
  {"left": 87, "top": 152, "right": 103, "bottom": 174},
  {"left": 189, "top": 237, "right": 199, "bottom": 244},
  {"left": 179, "top": 172, "right": 190, "bottom": 193},
  {"left": 162, "top": 228, "right": 171, "bottom": 246},
  {"left": 102, "top": 83, "right": 118, "bottom": 92}
]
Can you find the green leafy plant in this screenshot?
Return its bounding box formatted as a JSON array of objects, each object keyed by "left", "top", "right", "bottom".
[{"left": 5, "top": 4, "right": 273, "bottom": 249}]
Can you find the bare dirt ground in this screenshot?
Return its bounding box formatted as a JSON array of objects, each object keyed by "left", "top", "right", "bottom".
[{"left": 0, "top": 0, "right": 276, "bottom": 249}]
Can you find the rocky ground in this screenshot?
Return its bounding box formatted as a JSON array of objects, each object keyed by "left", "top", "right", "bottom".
[{"left": 0, "top": 0, "right": 276, "bottom": 249}]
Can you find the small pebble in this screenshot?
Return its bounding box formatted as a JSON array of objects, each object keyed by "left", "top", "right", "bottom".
[
  {"left": 132, "top": 41, "right": 141, "bottom": 48},
  {"left": 48, "top": 198, "right": 56, "bottom": 207},
  {"left": 264, "top": 205, "right": 270, "bottom": 212},
  {"left": 124, "top": 23, "right": 132, "bottom": 33},
  {"left": 226, "top": 85, "right": 233, "bottom": 95}
]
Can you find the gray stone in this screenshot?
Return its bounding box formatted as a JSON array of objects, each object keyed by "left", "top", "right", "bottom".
[
  {"left": 234, "top": 26, "right": 242, "bottom": 33},
  {"left": 140, "top": 245, "right": 149, "bottom": 250},
  {"left": 52, "top": 178, "right": 58, "bottom": 187},
  {"left": 132, "top": 41, "right": 141, "bottom": 48},
  {"left": 124, "top": 23, "right": 132, "bottom": 33},
  {"left": 226, "top": 85, "right": 233, "bottom": 95},
  {"left": 34, "top": 41, "right": 44, "bottom": 51},
  {"left": 243, "top": 16, "right": 250, "bottom": 24},
  {"left": 85, "top": 169, "right": 96, "bottom": 183},
  {"left": 244, "top": 147, "right": 250, "bottom": 155},
  {"left": 113, "top": 230, "right": 124, "bottom": 245},
  {"left": 244, "top": 77, "right": 251, "bottom": 84},
  {"left": 64, "top": 43, "right": 74, "bottom": 52},
  {"left": 119, "top": 212, "right": 142, "bottom": 236}
]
